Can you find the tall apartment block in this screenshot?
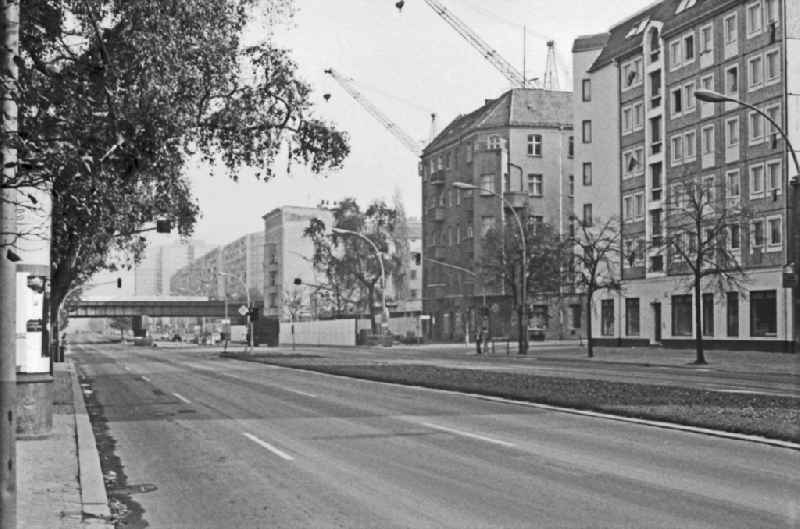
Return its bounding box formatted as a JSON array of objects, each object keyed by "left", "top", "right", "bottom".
[
  {"left": 133, "top": 240, "right": 213, "bottom": 296},
  {"left": 420, "top": 88, "right": 576, "bottom": 342},
  {"left": 574, "top": 0, "right": 799, "bottom": 351}
]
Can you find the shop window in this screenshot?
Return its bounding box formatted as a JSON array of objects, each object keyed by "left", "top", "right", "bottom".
[
  {"left": 601, "top": 299, "right": 614, "bottom": 336},
  {"left": 750, "top": 290, "right": 776, "bottom": 337},
  {"left": 625, "top": 298, "right": 640, "bottom": 336},
  {"left": 671, "top": 294, "right": 692, "bottom": 336}
]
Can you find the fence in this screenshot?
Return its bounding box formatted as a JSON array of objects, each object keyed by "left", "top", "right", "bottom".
[{"left": 278, "top": 316, "right": 421, "bottom": 346}]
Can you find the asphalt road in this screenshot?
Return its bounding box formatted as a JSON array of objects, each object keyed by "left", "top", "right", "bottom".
[{"left": 72, "top": 343, "right": 799, "bottom": 529}]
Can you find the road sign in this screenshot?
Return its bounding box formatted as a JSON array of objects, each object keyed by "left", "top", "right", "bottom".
[
  {"left": 783, "top": 272, "right": 798, "bottom": 288},
  {"left": 491, "top": 303, "right": 500, "bottom": 314},
  {"left": 238, "top": 305, "right": 249, "bottom": 316}
]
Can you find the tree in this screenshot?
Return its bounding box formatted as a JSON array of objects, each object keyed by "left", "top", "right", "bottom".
[
  {"left": 479, "top": 219, "right": 567, "bottom": 354},
  {"left": 572, "top": 216, "right": 621, "bottom": 358},
  {"left": 107, "top": 317, "right": 131, "bottom": 342},
  {"left": 660, "top": 178, "right": 750, "bottom": 365},
  {"left": 13, "top": 0, "right": 349, "bottom": 343},
  {"left": 304, "top": 198, "right": 401, "bottom": 332}
]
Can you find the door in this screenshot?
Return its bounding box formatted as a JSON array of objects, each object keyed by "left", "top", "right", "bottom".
[{"left": 652, "top": 302, "right": 662, "bottom": 343}]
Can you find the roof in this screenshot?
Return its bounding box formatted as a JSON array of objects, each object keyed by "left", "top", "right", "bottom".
[
  {"left": 423, "top": 88, "right": 573, "bottom": 155},
  {"left": 588, "top": 0, "right": 738, "bottom": 72},
  {"left": 572, "top": 33, "right": 611, "bottom": 53}
]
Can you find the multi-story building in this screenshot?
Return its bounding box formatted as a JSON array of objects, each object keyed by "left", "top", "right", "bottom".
[
  {"left": 574, "top": 0, "right": 799, "bottom": 351},
  {"left": 170, "top": 247, "right": 224, "bottom": 299},
  {"left": 134, "top": 240, "right": 212, "bottom": 296},
  {"left": 263, "top": 206, "right": 334, "bottom": 319},
  {"left": 420, "top": 88, "right": 575, "bottom": 342}
]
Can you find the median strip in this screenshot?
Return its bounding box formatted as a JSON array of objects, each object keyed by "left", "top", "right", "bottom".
[
  {"left": 242, "top": 433, "right": 294, "bottom": 461},
  {"left": 419, "top": 421, "right": 515, "bottom": 448}
]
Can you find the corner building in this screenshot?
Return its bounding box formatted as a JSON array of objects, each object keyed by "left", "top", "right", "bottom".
[
  {"left": 420, "top": 88, "right": 577, "bottom": 342},
  {"left": 574, "top": 0, "right": 799, "bottom": 351}
]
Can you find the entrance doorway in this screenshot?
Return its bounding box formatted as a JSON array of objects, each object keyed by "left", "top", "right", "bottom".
[{"left": 652, "top": 302, "right": 662, "bottom": 343}]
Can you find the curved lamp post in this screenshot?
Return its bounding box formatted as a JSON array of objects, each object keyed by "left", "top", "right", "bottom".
[
  {"left": 453, "top": 181, "right": 529, "bottom": 355},
  {"left": 332, "top": 227, "right": 388, "bottom": 335},
  {"left": 217, "top": 272, "right": 252, "bottom": 350},
  {"left": 695, "top": 89, "right": 800, "bottom": 352}
]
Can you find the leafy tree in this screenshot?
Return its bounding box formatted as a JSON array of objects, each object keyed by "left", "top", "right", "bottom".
[
  {"left": 304, "top": 198, "right": 400, "bottom": 332},
  {"left": 660, "top": 178, "right": 750, "bottom": 365},
  {"left": 571, "top": 216, "right": 621, "bottom": 358},
  {"left": 107, "top": 317, "right": 131, "bottom": 342},
  {"left": 479, "top": 219, "right": 567, "bottom": 354},
  {"left": 12, "top": 0, "right": 349, "bottom": 341}
]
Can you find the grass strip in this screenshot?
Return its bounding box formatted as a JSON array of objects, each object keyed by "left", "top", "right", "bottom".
[{"left": 230, "top": 354, "right": 799, "bottom": 443}]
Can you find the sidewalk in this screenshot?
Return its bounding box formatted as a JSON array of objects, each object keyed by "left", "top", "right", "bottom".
[{"left": 18, "top": 361, "right": 112, "bottom": 528}]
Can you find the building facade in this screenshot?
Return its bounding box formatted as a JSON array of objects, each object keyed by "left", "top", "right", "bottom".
[
  {"left": 574, "top": 0, "right": 799, "bottom": 351},
  {"left": 420, "top": 88, "right": 576, "bottom": 342},
  {"left": 134, "top": 240, "right": 212, "bottom": 297}
]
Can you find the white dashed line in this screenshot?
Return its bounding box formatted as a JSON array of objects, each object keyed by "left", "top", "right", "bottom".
[
  {"left": 242, "top": 433, "right": 294, "bottom": 461},
  {"left": 419, "top": 422, "right": 516, "bottom": 448},
  {"left": 172, "top": 392, "right": 191, "bottom": 404},
  {"left": 140, "top": 376, "right": 151, "bottom": 382},
  {"left": 283, "top": 388, "right": 317, "bottom": 398}
]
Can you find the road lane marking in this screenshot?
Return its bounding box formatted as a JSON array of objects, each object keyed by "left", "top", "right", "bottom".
[
  {"left": 283, "top": 388, "right": 317, "bottom": 398},
  {"left": 172, "top": 392, "right": 191, "bottom": 404},
  {"left": 140, "top": 376, "right": 151, "bottom": 382},
  {"left": 242, "top": 433, "right": 294, "bottom": 461},
  {"left": 419, "top": 422, "right": 516, "bottom": 448}
]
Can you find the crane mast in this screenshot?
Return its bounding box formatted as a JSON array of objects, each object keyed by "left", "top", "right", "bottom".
[{"left": 324, "top": 68, "right": 422, "bottom": 156}]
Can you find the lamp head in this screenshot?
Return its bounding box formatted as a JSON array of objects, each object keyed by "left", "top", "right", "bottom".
[
  {"left": 694, "top": 89, "right": 729, "bottom": 103},
  {"left": 452, "top": 182, "right": 477, "bottom": 190}
]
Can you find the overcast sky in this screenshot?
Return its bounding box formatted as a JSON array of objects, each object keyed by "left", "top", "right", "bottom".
[{"left": 180, "top": 0, "right": 655, "bottom": 246}]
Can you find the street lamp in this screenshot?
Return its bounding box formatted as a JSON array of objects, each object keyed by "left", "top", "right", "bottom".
[
  {"left": 453, "top": 181, "right": 530, "bottom": 354},
  {"left": 695, "top": 89, "right": 800, "bottom": 352},
  {"left": 331, "top": 227, "right": 388, "bottom": 335},
  {"left": 217, "top": 272, "right": 252, "bottom": 350}
]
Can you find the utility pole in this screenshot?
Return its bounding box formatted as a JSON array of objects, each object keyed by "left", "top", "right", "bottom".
[{"left": 0, "top": 0, "right": 19, "bottom": 526}]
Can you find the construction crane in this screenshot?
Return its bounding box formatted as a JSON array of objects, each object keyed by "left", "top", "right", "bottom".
[
  {"left": 324, "top": 67, "right": 429, "bottom": 155},
  {"left": 395, "top": 0, "right": 540, "bottom": 88}
]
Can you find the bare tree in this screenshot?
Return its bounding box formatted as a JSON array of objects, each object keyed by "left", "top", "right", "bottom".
[
  {"left": 571, "top": 216, "right": 621, "bottom": 358},
  {"left": 660, "top": 178, "right": 750, "bottom": 365}
]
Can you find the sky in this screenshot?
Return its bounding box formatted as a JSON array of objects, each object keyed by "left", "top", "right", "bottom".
[{"left": 181, "top": 0, "right": 656, "bottom": 247}]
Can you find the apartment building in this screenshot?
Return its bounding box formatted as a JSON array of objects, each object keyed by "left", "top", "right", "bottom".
[
  {"left": 134, "top": 240, "right": 213, "bottom": 296},
  {"left": 420, "top": 88, "right": 576, "bottom": 342},
  {"left": 574, "top": 0, "right": 799, "bottom": 351}
]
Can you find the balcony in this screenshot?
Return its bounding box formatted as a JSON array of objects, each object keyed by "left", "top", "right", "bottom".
[
  {"left": 431, "top": 207, "right": 446, "bottom": 222},
  {"left": 502, "top": 191, "right": 529, "bottom": 209}
]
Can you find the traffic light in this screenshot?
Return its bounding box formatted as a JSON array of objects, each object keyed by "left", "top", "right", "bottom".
[
  {"left": 156, "top": 219, "right": 172, "bottom": 233},
  {"left": 116, "top": 277, "right": 122, "bottom": 288},
  {"left": 293, "top": 277, "right": 302, "bottom": 285},
  {"left": 411, "top": 252, "right": 421, "bottom": 266},
  {"left": 249, "top": 307, "right": 259, "bottom": 322}
]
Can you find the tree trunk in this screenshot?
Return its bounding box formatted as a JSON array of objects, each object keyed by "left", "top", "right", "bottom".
[
  {"left": 694, "top": 279, "right": 706, "bottom": 364},
  {"left": 586, "top": 289, "right": 594, "bottom": 358},
  {"left": 367, "top": 288, "right": 376, "bottom": 333},
  {"left": 516, "top": 304, "right": 525, "bottom": 355}
]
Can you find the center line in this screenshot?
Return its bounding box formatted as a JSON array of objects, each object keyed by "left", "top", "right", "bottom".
[
  {"left": 283, "top": 388, "right": 317, "bottom": 398},
  {"left": 141, "top": 376, "right": 151, "bottom": 382},
  {"left": 420, "top": 422, "right": 516, "bottom": 448},
  {"left": 172, "top": 392, "right": 191, "bottom": 404},
  {"left": 242, "top": 433, "right": 294, "bottom": 461}
]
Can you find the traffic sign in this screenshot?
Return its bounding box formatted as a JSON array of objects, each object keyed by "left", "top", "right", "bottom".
[{"left": 238, "top": 305, "right": 249, "bottom": 316}]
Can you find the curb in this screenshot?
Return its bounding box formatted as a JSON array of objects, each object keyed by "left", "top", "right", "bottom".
[
  {"left": 68, "top": 359, "right": 112, "bottom": 520},
  {"left": 223, "top": 354, "right": 800, "bottom": 451}
]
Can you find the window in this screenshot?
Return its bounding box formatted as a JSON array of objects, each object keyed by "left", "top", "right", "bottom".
[
  {"left": 488, "top": 135, "right": 502, "bottom": 150},
  {"left": 448, "top": 189, "right": 454, "bottom": 207},
  {"left": 568, "top": 174, "right": 574, "bottom": 197},
  {"left": 703, "top": 174, "right": 716, "bottom": 204},
  {"left": 701, "top": 124, "right": 715, "bottom": 155},
  {"left": 767, "top": 216, "right": 782, "bottom": 247},
  {"left": 503, "top": 173, "right": 511, "bottom": 193},
  {"left": 465, "top": 143, "right": 473, "bottom": 163},
  {"left": 633, "top": 102, "right": 644, "bottom": 131},
  {"left": 766, "top": 160, "right": 782, "bottom": 195},
  {"left": 622, "top": 57, "right": 642, "bottom": 88},
  {"left": 727, "top": 292, "right": 739, "bottom": 336},
  {"left": 445, "top": 151, "right": 452, "bottom": 169},
  {"left": 622, "top": 106, "right": 633, "bottom": 134},
  {"left": 700, "top": 23, "right": 713, "bottom": 54},
  {"left": 269, "top": 293, "right": 278, "bottom": 308},
  {"left": 750, "top": 164, "right": 765, "bottom": 197},
  {"left": 726, "top": 116, "right": 740, "bottom": 147},
  {"left": 409, "top": 269, "right": 418, "bottom": 280},
  {"left": 582, "top": 78, "right": 592, "bottom": 101},
  {"left": 582, "top": 162, "right": 592, "bottom": 185},
  {"left": 650, "top": 255, "right": 664, "bottom": 273},
  {"left": 671, "top": 295, "right": 693, "bottom": 336},
  {"left": 748, "top": 54, "right": 763, "bottom": 90},
  {"left": 570, "top": 305, "right": 582, "bottom": 329},
  {"left": 437, "top": 156, "right": 443, "bottom": 170},
  {"left": 684, "top": 82, "right": 696, "bottom": 112},
  {"left": 683, "top": 33, "right": 695, "bottom": 63},
  {"left": 750, "top": 290, "right": 777, "bottom": 337},
  {"left": 269, "top": 271, "right": 277, "bottom": 286},
  {"left": 481, "top": 216, "right": 495, "bottom": 236},
  {"left": 568, "top": 136, "right": 574, "bottom": 158},
  {"left": 635, "top": 192, "right": 644, "bottom": 219},
  {"left": 527, "top": 173, "right": 543, "bottom": 196},
  {"left": 702, "top": 293, "right": 714, "bottom": 337},
  {"left": 765, "top": 103, "right": 781, "bottom": 142},
  {"left": 671, "top": 87, "right": 683, "bottom": 116},
  {"left": 582, "top": 203, "right": 593, "bottom": 227},
  {"left": 623, "top": 147, "right": 643, "bottom": 177},
  {"left": 699, "top": 74, "right": 715, "bottom": 116},
  {"left": 752, "top": 219, "right": 765, "bottom": 248},
  {"left": 726, "top": 65, "right": 739, "bottom": 98},
  {"left": 527, "top": 134, "right": 543, "bottom": 156},
  {"left": 725, "top": 13, "right": 738, "bottom": 45},
  {"left": 670, "top": 39, "right": 682, "bottom": 69},
  {"left": 746, "top": 1, "right": 763, "bottom": 37},
  {"left": 765, "top": 0, "right": 779, "bottom": 22},
  {"left": 726, "top": 169, "right": 741, "bottom": 204},
  {"left": 582, "top": 120, "right": 592, "bottom": 143},
  {"left": 624, "top": 195, "right": 634, "bottom": 220},
  {"left": 671, "top": 135, "right": 684, "bottom": 165},
  {"left": 729, "top": 223, "right": 741, "bottom": 251},
  {"left": 676, "top": 0, "right": 697, "bottom": 14},
  {"left": 625, "top": 298, "right": 640, "bottom": 336},
  {"left": 466, "top": 224, "right": 473, "bottom": 239},
  {"left": 684, "top": 130, "right": 696, "bottom": 161},
  {"left": 409, "top": 289, "right": 418, "bottom": 299},
  {"left": 456, "top": 188, "right": 462, "bottom": 205},
  {"left": 480, "top": 173, "right": 495, "bottom": 195},
  {"left": 531, "top": 305, "right": 549, "bottom": 330},
  {"left": 601, "top": 299, "right": 614, "bottom": 336}
]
